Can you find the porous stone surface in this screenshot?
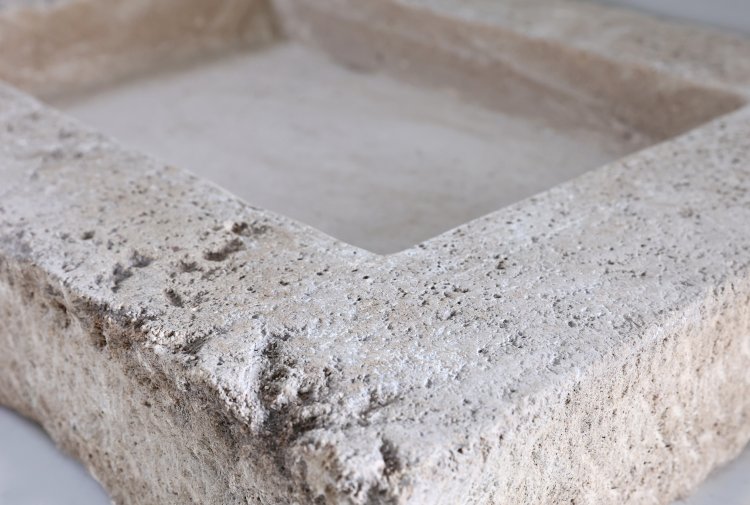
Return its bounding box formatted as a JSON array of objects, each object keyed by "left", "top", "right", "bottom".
[{"left": 1, "top": 1, "right": 750, "bottom": 504}]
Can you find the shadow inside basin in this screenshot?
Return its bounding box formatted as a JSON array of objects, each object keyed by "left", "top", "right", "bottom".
[{"left": 50, "top": 10, "right": 744, "bottom": 254}]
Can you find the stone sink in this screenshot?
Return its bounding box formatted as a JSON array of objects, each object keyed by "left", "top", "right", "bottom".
[{"left": 0, "top": 0, "right": 749, "bottom": 504}]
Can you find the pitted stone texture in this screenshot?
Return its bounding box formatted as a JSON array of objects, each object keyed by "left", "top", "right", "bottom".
[{"left": 0, "top": 0, "right": 750, "bottom": 504}]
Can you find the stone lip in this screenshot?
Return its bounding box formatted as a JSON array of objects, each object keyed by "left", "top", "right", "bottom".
[{"left": 0, "top": 1, "right": 750, "bottom": 504}]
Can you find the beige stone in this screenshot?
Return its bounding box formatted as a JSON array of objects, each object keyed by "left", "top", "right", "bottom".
[{"left": 0, "top": 1, "right": 749, "bottom": 504}]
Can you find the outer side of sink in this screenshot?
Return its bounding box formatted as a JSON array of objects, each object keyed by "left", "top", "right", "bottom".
[{"left": 1, "top": 1, "right": 750, "bottom": 504}]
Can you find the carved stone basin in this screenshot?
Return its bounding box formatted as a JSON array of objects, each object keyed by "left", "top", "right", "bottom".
[{"left": 0, "top": 1, "right": 749, "bottom": 504}]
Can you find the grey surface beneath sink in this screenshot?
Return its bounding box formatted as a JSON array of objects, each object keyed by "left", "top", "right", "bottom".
[
  {"left": 0, "top": 407, "right": 109, "bottom": 505},
  {"left": 0, "top": 405, "right": 749, "bottom": 504}
]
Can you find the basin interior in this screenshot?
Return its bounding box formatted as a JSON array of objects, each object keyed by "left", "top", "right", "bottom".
[{"left": 50, "top": 7, "right": 742, "bottom": 254}]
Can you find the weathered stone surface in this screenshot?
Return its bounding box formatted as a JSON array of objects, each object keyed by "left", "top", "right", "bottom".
[
  {"left": 0, "top": 0, "right": 276, "bottom": 99},
  {"left": 0, "top": 1, "right": 749, "bottom": 504}
]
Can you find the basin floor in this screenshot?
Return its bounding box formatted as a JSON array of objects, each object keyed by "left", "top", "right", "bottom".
[{"left": 54, "top": 43, "right": 649, "bottom": 254}]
